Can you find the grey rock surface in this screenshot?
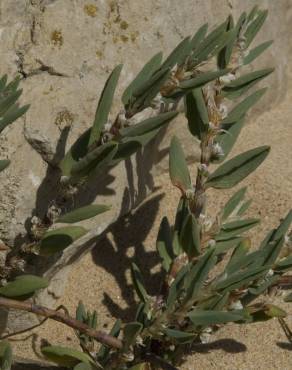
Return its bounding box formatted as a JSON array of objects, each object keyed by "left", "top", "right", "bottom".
[{"left": 0, "top": 0, "right": 291, "bottom": 330}]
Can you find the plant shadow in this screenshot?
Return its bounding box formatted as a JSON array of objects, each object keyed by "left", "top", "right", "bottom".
[
  {"left": 192, "top": 338, "right": 247, "bottom": 354},
  {"left": 91, "top": 192, "right": 165, "bottom": 322}
]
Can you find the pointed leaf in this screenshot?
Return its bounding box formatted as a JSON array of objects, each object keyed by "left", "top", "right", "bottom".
[
  {"left": 113, "top": 128, "right": 160, "bottom": 163},
  {"left": 160, "top": 36, "right": 191, "bottom": 70},
  {"left": 274, "top": 256, "right": 292, "bottom": 273},
  {"left": 217, "top": 15, "right": 235, "bottom": 69},
  {"left": 41, "top": 346, "right": 93, "bottom": 367},
  {"left": 59, "top": 128, "right": 91, "bottom": 177},
  {"left": 39, "top": 226, "right": 88, "bottom": 256},
  {"left": 0, "top": 75, "right": 8, "bottom": 92},
  {"left": 273, "top": 210, "right": 292, "bottom": 241},
  {"left": 123, "top": 322, "right": 143, "bottom": 351},
  {"left": 164, "top": 329, "right": 196, "bottom": 344},
  {"left": 0, "top": 104, "right": 29, "bottom": 134},
  {"left": 222, "top": 68, "right": 273, "bottom": 99},
  {"left": 222, "top": 187, "right": 247, "bottom": 221},
  {"left": 131, "top": 263, "right": 148, "bottom": 302},
  {"left": 247, "top": 6, "right": 259, "bottom": 22},
  {"left": 183, "top": 247, "right": 216, "bottom": 304},
  {"left": 57, "top": 204, "right": 111, "bottom": 224},
  {"left": 206, "top": 146, "right": 270, "bottom": 189},
  {"left": 88, "top": 64, "right": 122, "bottom": 147},
  {"left": 244, "top": 10, "right": 268, "bottom": 48},
  {"left": 180, "top": 69, "right": 229, "bottom": 90},
  {"left": 214, "top": 237, "right": 243, "bottom": 255},
  {"left": 215, "top": 265, "right": 269, "bottom": 292},
  {"left": 180, "top": 213, "right": 201, "bottom": 258},
  {"left": 222, "top": 88, "right": 267, "bottom": 124},
  {"left": 169, "top": 136, "right": 191, "bottom": 194},
  {"left": 215, "top": 118, "right": 245, "bottom": 162},
  {"left": 122, "top": 52, "right": 163, "bottom": 105},
  {"left": 167, "top": 264, "right": 190, "bottom": 310},
  {"left": 188, "top": 309, "right": 243, "bottom": 326},
  {"left": 192, "top": 21, "right": 229, "bottom": 65},
  {"left": 184, "top": 248, "right": 217, "bottom": 306},
  {"left": 76, "top": 301, "right": 87, "bottom": 322},
  {"left": 0, "top": 89, "right": 22, "bottom": 116},
  {"left": 130, "top": 68, "right": 171, "bottom": 114},
  {"left": 70, "top": 141, "right": 118, "bottom": 179},
  {"left": 0, "top": 275, "right": 48, "bottom": 298},
  {"left": 173, "top": 197, "right": 188, "bottom": 255},
  {"left": 190, "top": 23, "right": 208, "bottom": 51},
  {"left": 262, "top": 237, "right": 285, "bottom": 267},
  {"left": 120, "top": 111, "right": 178, "bottom": 138},
  {"left": 244, "top": 40, "right": 273, "bottom": 65},
  {"left": 216, "top": 218, "right": 260, "bottom": 241},
  {"left": 185, "top": 88, "right": 208, "bottom": 140},
  {"left": 225, "top": 238, "right": 251, "bottom": 273},
  {"left": 97, "top": 319, "right": 121, "bottom": 363}
]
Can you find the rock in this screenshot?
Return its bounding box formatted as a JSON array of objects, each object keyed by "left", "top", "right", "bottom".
[{"left": 0, "top": 0, "right": 291, "bottom": 331}]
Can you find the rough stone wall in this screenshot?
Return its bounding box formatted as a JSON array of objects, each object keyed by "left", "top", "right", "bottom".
[{"left": 0, "top": 0, "right": 291, "bottom": 319}]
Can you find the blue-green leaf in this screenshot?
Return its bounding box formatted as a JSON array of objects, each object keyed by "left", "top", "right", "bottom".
[
  {"left": 122, "top": 53, "right": 163, "bottom": 105},
  {"left": 88, "top": 64, "right": 123, "bottom": 147},
  {"left": 169, "top": 136, "right": 191, "bottom": 194},
  {"left": 206, "top": 146, "right": 270, "bottom": 189}
]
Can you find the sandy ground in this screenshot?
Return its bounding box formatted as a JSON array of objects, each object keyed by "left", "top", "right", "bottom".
[{"left": 12, "top": 87, "right": 292, "bottom": 369}]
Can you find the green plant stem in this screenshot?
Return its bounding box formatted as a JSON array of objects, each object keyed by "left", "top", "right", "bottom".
[{"left": 0, "top": 297, "right": 123, "bottom": 349}]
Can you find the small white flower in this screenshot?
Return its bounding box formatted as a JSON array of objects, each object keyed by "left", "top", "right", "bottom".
[
  {"left": 208, "top": 239, "right": 216, "bottom": 247},
  {"left": 198, "top": 163, "right": 209, "bottom": 176},
  {"left": 208, "top": 121, "right": 216, "bottom": 130},
  {"left": 219, "top": 73, "right": 236, "bottom": 85},
  {"left": 212, "top": 142, "right": 225, "bottom": 158},
  {"left": 266, "top": 269, "right": 274, "bottom": 277},
  {"left": 229, "top": 300, "right": 243, "bottom": 310},
  {"left": 200, "top": 326, "right": 213, "bottom": 344}
]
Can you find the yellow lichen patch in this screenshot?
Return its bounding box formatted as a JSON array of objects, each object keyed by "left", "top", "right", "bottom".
[
  {"left": 120, "top": 20, "right": 129, "bottom": 30},
  {"left": 96, "top": 49, "right": 103, "bottom": 59},
  {"left": 55, "top": 109, "right": 74, "bottom": 129},
  {"left": 84, "top": 4, "right": 98, "bottom": 17},
  {"left": 51, "top": 30, "right": 63, "bottom": 47},
  {"left": 130, "top": 31, "right": 139, "bottom": 42},
  {"left": 120, "top": 35, "right": 129, "bottom": 43}
]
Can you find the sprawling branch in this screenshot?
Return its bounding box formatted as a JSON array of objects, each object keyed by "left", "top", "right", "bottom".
[{"left": 0, "top": 297, "right": 123, "bottom": 349}]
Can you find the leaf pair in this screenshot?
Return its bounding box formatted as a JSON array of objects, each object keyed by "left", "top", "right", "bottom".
[
  {"left": 39, "top": 226, "right": 88, "bottom": 256},
  {"left": 60, "top": 65, "right": 122, "bottom": 180}
]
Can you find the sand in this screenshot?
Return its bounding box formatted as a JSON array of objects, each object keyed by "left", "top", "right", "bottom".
[{"left": 11, "top": 88, "right": 292, "bottom": 369}]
